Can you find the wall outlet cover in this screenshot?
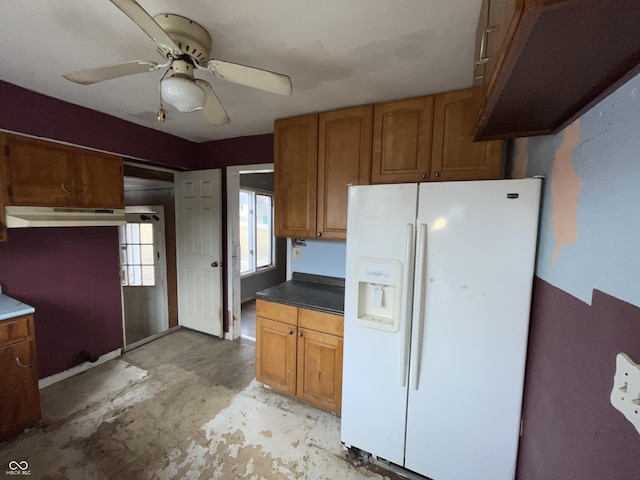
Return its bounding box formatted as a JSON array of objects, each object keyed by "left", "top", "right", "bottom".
[{"left": 610, "top": 352, "right": 640, "bottom": 434}]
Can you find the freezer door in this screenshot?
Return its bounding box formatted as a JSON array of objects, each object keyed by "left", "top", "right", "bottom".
[
  {"left": 341, "top": 183, "right": 418, "bottom": 465},
  {"left": 404, "top": 179, "right": 541, "bottom": 480}
]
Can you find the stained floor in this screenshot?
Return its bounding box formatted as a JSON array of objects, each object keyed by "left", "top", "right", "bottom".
[{"left": 0, "top": 329, "right": 390, "bottom": 480}]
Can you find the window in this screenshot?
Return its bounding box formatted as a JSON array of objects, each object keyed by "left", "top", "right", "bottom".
[
  {"left": 119, "top": 223, "right": 155, "bottom": 286},
  {"left": 240, "top": 189, "right": 274, "bottom": 275}
]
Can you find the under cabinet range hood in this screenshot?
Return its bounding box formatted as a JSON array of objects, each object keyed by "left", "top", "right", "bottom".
[{"left": 5, "top": 206, "right": 126, "bottom": 228}]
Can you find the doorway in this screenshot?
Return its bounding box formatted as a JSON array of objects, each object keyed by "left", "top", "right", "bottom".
[
  {"left": 226, "top": 164, "right": 287, "bottom": 341},
  {"left": 120, "top": 206, "right": 169, "bottom": 347}
]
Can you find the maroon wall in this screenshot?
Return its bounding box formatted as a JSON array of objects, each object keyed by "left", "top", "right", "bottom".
[
  {"left": 0, "top": 81, "right": 200, "bottom": 379},
  {"left": 0, "top": 227, "right": 123, "bottom": 379},
  {"left": 0, "top": 80, "right": 197, "bottom": 170},
  {"left": 517, "top": 278, "right": 640, "bottom": 479},
  {"left": 197, "top": 133, "right": 273, "bottom": 169}
]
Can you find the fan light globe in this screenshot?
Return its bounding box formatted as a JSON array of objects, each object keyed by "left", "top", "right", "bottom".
[{"left": 161, "top": 76, "right": 206, "bottom": 112}]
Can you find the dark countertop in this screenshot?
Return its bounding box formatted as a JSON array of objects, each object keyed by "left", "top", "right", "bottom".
[{"left": 254, "top": 273, "right": 345, "bottom": 316}]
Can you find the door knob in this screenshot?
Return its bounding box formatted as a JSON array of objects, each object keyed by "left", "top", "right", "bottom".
[{"left": 211, "top": 262, "right": 219, "bottom": 268}]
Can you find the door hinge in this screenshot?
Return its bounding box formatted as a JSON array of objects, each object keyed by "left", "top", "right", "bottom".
[
  {"left": 3, "top": 145, "right": 9, "bottom": 157},
  {"left": 7, "top": 185, "right": 12, "bottom": 198}
]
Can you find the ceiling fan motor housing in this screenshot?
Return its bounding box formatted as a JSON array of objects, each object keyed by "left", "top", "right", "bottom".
[
  {"left": 154, "top": 14, "right": 212, "bottom": 65},
  {"left": 171, "top": 59, "right": 196, "bottom": 79}
]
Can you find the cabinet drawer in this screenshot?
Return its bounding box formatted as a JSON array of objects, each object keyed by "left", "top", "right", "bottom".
[
  {"left": 256, "top": 300, "right": 297, "bottom": 326},
  {"left": 0, "top": 315, "right": 32, "bottom": 346},
  {"left": 298, "top": 308, "right": 343, "bottom": 337}
]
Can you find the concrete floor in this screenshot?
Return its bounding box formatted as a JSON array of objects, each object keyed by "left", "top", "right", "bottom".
[{"left": 0, "top": 329, "right": 390, "bottom": 480}]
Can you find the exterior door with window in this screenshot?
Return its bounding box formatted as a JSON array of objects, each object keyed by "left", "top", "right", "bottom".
[
  {"left": 119, "top": 207, "right": 169, "bottom": 346},
  {"left": 239, "top": 189, "right": 274, "bottom": 275},
  {"left": 175, "top": 169, "right": 223, "bottom": 337}
]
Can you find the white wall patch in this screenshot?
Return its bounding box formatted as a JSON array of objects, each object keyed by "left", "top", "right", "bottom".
[{"left": 610, "top": 352, "right": 640, "bottom": 434}]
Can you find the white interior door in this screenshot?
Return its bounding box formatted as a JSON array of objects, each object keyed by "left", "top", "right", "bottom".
[
  {"left": 175, "top": 169, "right": 223, "bottom": 337},
  {"left": 404, "top": 179, "right": 542, "bottom": 480}
]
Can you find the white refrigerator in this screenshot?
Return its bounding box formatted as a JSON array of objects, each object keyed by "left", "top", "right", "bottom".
[{"left": 341, "top": 178, "right": 542, "bottom": 480}]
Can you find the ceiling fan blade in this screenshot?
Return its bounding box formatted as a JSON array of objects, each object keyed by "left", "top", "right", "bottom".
[
  {"left": 63, "top": 60, "right": 159, "bottom": 85},
  {"left": 207, "top": 60, "right": 292, "bottom": 96},
  {"left": 195, "top": 79, "right": 230, "bottom": 125},
  {"left": 110, "top": 0, "right": 182, "bottom": 57}
]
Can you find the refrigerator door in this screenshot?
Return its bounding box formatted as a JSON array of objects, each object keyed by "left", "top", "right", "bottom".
[
  {"left": 404, "top": 179, "right": 541, "bottom": 480},
  {"left": 341, "top": 183, "right": 418, "bottom": 465}
]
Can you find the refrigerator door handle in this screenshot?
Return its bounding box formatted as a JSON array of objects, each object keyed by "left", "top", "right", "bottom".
[
  {"left": 410, "top": 223, "right": 428, "bottom": 391},
  {"left": 399, "top": 223, "right": 415, "bottom": 387}
]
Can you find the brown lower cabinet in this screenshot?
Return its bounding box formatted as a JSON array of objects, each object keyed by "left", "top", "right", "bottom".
[
  {"left": 255, "top": 299, "right": 343, "bottom": 414},
  {"left": 0, "top": 314, "right": 41, "bottom": 440}
]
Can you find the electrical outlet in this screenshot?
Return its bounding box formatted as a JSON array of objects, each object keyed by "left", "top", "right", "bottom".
[
  {"left": 610, "top": 352, "right": 640, "bottom": 434},
  {"left": 293, "top": 247, "right": 301, "bottom": 261}
]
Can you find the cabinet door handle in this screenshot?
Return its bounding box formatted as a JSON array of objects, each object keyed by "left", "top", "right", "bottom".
[
  {"left": 298, "top": 331, "right": 303, "bottom": 337},
  {"left": 77, "top": 185, "right": 88, "bottom": 195},
  {"left": 317, "top": 232, "right": 322, "bottom": 238},
  {"left": 475, "top": 26, "right": 497, "bottom": 65},
  {"left": 288, "top": 329, "right": 294, "bottom": 335},
  {"left": 15, "top": 357, "right": 29, "bottom": 369},
  {"left": 60, "top": 182, "right": 72, "bottom": 195}
]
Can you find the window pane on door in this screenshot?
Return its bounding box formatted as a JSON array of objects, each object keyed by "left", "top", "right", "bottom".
[
  {"left": 119, "top": 222, "right": 155, "bottom": 287},
  {"left": 140, "top": 223, "right": 153, "bottom": 243}
]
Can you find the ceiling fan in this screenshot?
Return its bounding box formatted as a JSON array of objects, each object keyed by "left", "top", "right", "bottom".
[{"left": 63, "top": 0, "right": 293, "bottom": 125}]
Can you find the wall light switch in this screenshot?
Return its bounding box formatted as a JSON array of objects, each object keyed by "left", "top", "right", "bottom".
[
  {"left": 293, "top": 247, "right": 301, "bottom": 261},
  {"left": 610, "top": 352, "right": 640, "bottom": 434}
]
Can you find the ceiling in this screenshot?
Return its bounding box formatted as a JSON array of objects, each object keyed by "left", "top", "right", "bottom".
[{"left": 0, "top": 1, "right": 482, "bottom": 143}]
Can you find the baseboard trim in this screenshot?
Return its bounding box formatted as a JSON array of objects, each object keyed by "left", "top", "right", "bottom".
[{"left": 38, "top": 348, "right": 123, "bottom": 389}]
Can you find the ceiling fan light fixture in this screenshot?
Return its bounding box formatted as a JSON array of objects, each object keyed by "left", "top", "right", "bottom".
[{"left": 161, "top": 75, "right": 206, "bottom": 112}]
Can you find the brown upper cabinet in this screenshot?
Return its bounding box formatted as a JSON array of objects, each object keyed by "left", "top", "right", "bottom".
[
  {"left": 473, "top": 0, "right": 640, "bottom": 140},
  {"left": 274, "top": 114, "right": 319, "bottom": 239},
  {"left": 274, "top": 89, "right": 504, "bottom": 239},
  {"left": 371, "top": 96, "right": 434, "bottom": 184},
  {"left": 2, "top": 133, "right": 124, "bottom": 209},
  {"left": 317, "top": 105, "right": 372, "bottom": 240},
  {"left": 431, "top": 89, "right": 503, "bottom": 181},
  {"left": 275, "top": 106, "right": 372, "bottom": 240}
]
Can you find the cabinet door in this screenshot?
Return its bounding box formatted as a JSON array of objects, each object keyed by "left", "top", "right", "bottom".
[
  {"left": 317, "top": 105, "right": 372, "bottom": 240},
  {"left": 73, "top": 150, "right": 124, "bottom": 208},
  {"left": 274, "top": 114, "right": 318, "bottom": 238},
  {"left": 473, "top": 0, "right": 489, "bottom": 90},
  {"left": 0, "top": 340, "right": 41, "bottom": 440},
  {"left": 371, "top": 96, "right": 434, "bottom": 184},
  {"left": 255, "top": 317, "right": 297, "bottom": 395},
  {"left": 431, "top": 89, "right": 503, "bottom": 181},
  {"left": 296, "top": 328, "right": 343, "bottom": 413},
  {"left": 4, "top": 134, "right": 75, "bottom": 206},
  {"left": 484, "top": 0, "right": 523, "bottom": 90}
]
